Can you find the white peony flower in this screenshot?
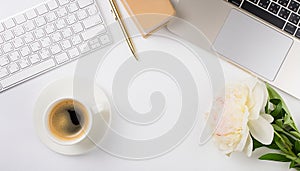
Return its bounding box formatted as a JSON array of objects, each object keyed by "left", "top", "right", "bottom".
[{"left": 213, "top": 78, "right": 274, "bottom": 157}]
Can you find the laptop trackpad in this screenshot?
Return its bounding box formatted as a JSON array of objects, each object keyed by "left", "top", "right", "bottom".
[{"left": 213, "top": 10, "right": 293, "bottom": 81}]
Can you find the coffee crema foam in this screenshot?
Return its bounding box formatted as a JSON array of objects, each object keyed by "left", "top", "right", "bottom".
[{"left": 48, "top": 99, "right": 90, "bottom": 142}]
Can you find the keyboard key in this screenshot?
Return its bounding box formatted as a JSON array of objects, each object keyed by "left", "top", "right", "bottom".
[
  {"left": 8, "top": 52, "right": 21, "bottom": 61},
  {"left": 0, "top": 56, "right": 9, "bottom": 66},
  {"left": 51, "top": 32, "right": 62, "bottom": 42},
  {"left": 3, "top": 43, "right": 13, "bottom": 53},
  {"left": 31, "top": 42, "right": 42, "bottom": 52},
  {"left": 18, "top": 58, "right": 30, "bottom": 69},
  {"left": 288, "top": 0, "right": 300, "bottom": 12},
  {"left": 2, "top": 31, "right": 14, "bottom": 41},
  {"left": 61, "top": 28, "right": 72, "bottom": 38},
  {"left": 47, "top": 0, "right": 59, "bottom": 10},
  {"left": 36, "top": 4, "right": 48, "bottom": 15},
  {"left": 23, "top": 20, "right": 35, "bottom": 32},
  {"left": 20, "top": 46, "right": 31, "bottom": 56},
  {"left": 58, "top": 0, "right": 70, "bottom": 6},
  {"left": 23, "top": 33, "right": 35, "bottom": 43},
  {"left": 60, "top": 40, "right": 72, "bottom": 49},
  {"left": 68, "top": 47, "right": 80, "bottom": 58},
  {"left": 29, "top": 54, "right": 40, "bottom": 64},
  {"left": 89, "top": 38, "right": 101, "bottom": 49},
  {"left": 12, "top": 38, "right": 24, "bottom": 48},
  {"left": 35, "top": 16, "right": 47, "bottom": 27},
  {"left": 259, "top": 0, "right": 270, "bottom": 9},
  {"left": 82, "top": 15, "right": 102, "bottom": 29},
  {"left": 72, "top": 23, "right": 83, "bottom": 33},
  {"left": 57, "top": 7, "right": 68, "bottom": 17},
  {"left": 279, "top": 8, "right": 291, "bottom": 19},
  {"left": 4, "top": 18, "right": 16, "bottom": 29},
  {"left": 76, "top": 10, "right": 88, "bottom": 20},
  {"left": 71, "top": 35, "right": 82, "bottom": 45},
  {"left": 242, "top": 1, "right": 286, "bottom": 29},
  {"left": 13, "top": 26, "right": 25, "bottom": 37},
  {"left": 39, "top": 49, "right": 51, "bottom": 59},
  {"left": 25, "top": 9, "right": 37, "bottom": 19},
  {"left": 79, "top": 42, "right": 90, "bottom": 53},
  {"left": 278, "top": 0, "right": 289, "bottom": 7},
  {"left": 295, "top": 28, "right": 300, "bottom": 38},
  {"left": 67, "top": 3, "right": 79, "bottom": 13},
  {"left": 100, "top": 35, "right": 111, "bottom": 45},
  {"left": 45, "top": 24, "right": 56, "bottom": 34},
  {"left": 40, "top": 37, "right": 52, "bottom": 47},
  {"left": 45, "top": 12, "right": 57, "bottom": 22},
  {"left": 66, "top": 14, "right": 77, "bottom": 24},
  {"left": 86, "top": 5, "right": 98, "bottom": 15},
  {"left": 55, "top": 19, "right": 67, "bottom": 29},
  {"left": 0, "top": 68, "right": 9, "bottom": 79},
  {"left": 228, "top": 0, "right": 242, "bottom": 6},
  {"left": 55, "top": 53, "right": 69, "bottom": 64},
  {"left": 7, "top": 63, "right": 20, "bottom": 74},
  {"left": 50, "top": 44, "right": 62, "bottom": 54},
  {"left": 284, "top": 22, "right": 297, "bottom": 35},
  {"left": 289, "top": 13, "right": 300, "bottom": 25},
  {"left": 268, "top": 2, "right": 280, "bottom": 14},
  {"left": 14, "top": 14, "right": 26, "bottom": 24},
  {"left": 0, "top": 24, "right": 4, "bottom": 32},
  {"left": 1, "top": 59, "right": 56, "bottom": 88},
  {"left": 34, "top": 29, "right": 45, "bottom": 39},
  {"left": 78, "top": 0, "right": 94, "bottom": 8},
  {"left": 249, "top": 0, "right": 259, "bottom": 4},
  {"left": 81, "top": 24, "right": 105, "bottom": 40}
]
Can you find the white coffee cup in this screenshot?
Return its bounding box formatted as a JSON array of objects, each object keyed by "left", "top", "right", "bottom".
[
  {"left": 34, "top": 78, "right": 111, "bottom": 155},
  {"left": 44, "top": 98, "right": 95, "bottom": 146}
]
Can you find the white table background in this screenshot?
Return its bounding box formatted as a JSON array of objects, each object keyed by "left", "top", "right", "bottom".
[{"left": 1, "top": 0, "right": 300, "bottom": 170}]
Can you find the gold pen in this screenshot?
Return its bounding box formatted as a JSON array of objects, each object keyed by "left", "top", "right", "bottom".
[{"left": 109, "top": 0, "right": 138, "bottom": 61}]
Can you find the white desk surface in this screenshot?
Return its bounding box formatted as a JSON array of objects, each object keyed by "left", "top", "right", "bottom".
[{"left": 1, "top": 0, "right": 300, "bottom": 170}]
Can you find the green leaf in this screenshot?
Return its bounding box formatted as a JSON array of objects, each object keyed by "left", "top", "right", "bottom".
[
  {"left": 253, "top": 138, "right": 264, "bottom": 151},
  {"left": 291, "top": 131, "right": 300, "bottom": 139},
  {"left": 281, "top": 134, "right": 293, "bottom": 149},
  {"left": 265, "top": 101, "right": 270, "bottom": 114},
  {"left": 267, "top": 141, "right": 280, "bottom": 150},
  {"left": 270, "top": 100, "right": 283, "bottom": 119},
  {"left": 290, "top": 161, "right": 296, "bottom": 169},
  {"left": 295, "top": 140, "right": 300, "bottom": 154},
  {"left": 283, "top": 114, "right": 298, "bottom": 131},
  {"left": 273, "top": 124, "right": 284, "bottom": 132},
  {"left": 259, "top": 153, "right": 291, "bottom": 162},
  {"left": 270, "top": 99, "right": 281, "bottom": 105},
  {"left": 275, "top": 119, "right": 284, "bottom": 128},
  {"left": 266, "top": 84, "right": 290, "bottom": 114},
  {"left": 274, "top": 133, "right": 290, "bottom": 154},
  {"left": 284, "top": 115, "right": 293, "bottom": 125}
]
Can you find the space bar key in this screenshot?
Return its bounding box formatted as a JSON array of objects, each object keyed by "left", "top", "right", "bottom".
[{"left": 0, "top": 59, "right": 56, "bottom": 88}]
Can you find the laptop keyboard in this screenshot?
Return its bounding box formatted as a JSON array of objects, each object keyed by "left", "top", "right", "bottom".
[{"left": 227, "top": 0, "right": 300, "bottom": 39}]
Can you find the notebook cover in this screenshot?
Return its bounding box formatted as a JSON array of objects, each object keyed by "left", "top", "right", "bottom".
[{"left": 121, "top": 0, "right": 175, "bottom": 37}]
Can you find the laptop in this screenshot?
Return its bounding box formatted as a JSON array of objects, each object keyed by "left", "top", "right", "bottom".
[{"left": 168, "top": 0, "right": 300, "bottom": 99}]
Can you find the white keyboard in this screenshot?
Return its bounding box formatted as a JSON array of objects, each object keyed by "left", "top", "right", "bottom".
[{"left": 0, "top": 0, "right": 112, "bottom": 92}]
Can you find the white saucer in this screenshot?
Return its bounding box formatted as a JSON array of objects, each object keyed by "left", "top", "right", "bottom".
[{"left": 33, "top": 78, "right": 111, "bottom": 155}]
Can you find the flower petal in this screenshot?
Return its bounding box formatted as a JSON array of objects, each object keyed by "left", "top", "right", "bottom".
[
  {"left": 261, "top": 114, "right": 274, "bottom": 123},
  {"left": 235, "top": 126, "right": 250, "bottom": 152},
  {"left": 248, "top": 82, "right": 267, "bottom": 120},
  {"left": 248, "top": 116, "right": 274, "bottom": 145},
  {"left": 243, "top": 77, "right": 258, "bottom": 91},
  {"left": 243, "top": 134, "right": 253, "bottom": 157}
]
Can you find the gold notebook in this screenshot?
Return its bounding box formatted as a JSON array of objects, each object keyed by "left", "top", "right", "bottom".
[{"left": 121, "top": 0, "right": 176, "bottom": 38}]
